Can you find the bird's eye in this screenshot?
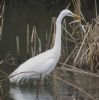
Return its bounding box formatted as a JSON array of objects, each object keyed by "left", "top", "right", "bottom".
[{"left": 69, "top": 12, "right": 71, "bottom": 15}]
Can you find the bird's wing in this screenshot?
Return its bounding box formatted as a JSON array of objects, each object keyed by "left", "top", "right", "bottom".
[
  {"left": 9, "top": 50, "right": 58, "bottom": 83},
  {"left": 22, "top": 55, "right": 56, "bottom": 75},
  {"left": 10, "top": 50, "right": 55, "bottom": 76},
  {"left": 38, "top": 57, "right": 55, "bottom": 74}
]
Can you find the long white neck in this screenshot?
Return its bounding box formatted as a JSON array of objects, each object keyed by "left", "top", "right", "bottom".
[{"left": 52, "top": 13, "right": 65, "bottom": 54}]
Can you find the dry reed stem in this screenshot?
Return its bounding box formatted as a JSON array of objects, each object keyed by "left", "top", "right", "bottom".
[
  {"left": 61, "top": 45, "right": 78, "bottom": 66},
  {"left": 0, "top": 18, "right": 3, "bottom": 40},
  {"left": 0, "top": 69, "right": 8, "bottom": 76},
  {"left": 38, "top": 38, "right": 42, "bottom": 54},
  {"left": 76, "top": 48, "right": 89, "bottom": 64},
  {"left": 31, "top": 26, "right": 37, "bottom": 56},
  {"left": 0, "top": 84, "right": 3, "bottom": 95},
  {"left": 47, "top": 17, "right": 56, "bottom": 49},
  {"left": 62, "top": 34, "right": 76, "bottom": 42},
  {"left": 95, "top": 0, "right": 97, "bottom": 19},
  {"left": 0, "top": 59, "right": 3, "bottom": 65},
  {"left": 50, "top": 17, "right": 56, "bottom": 48},
  {"left": 51, "top": 30, "right": 56, "bottom": 48},
  {"left": 80, "top": 11, "right": 86, "bottom": 23},
  {"left": 34, "top": 27, "right": 37, "bottom": 55},
  {"left": 62, "top": 26, "right": 76, "bottom": 42},
  {"left": 74, "top": 25, "right": 92, "bottom": 65},
  {"left": 72, "top": 0, "right": 76, "bottom": 9},
  {"left": 75, "top": 0, "right": 80, "bottom": 17},
  {"left": 16, "top": 36, "right": 20, "bottom": 57},
  {"left": 62, "top": 19, "right": 68, "bottom": 57},
  {"left": 69, "top": 20, "right": 81, "bottom": 25},
  {"left": 27, "top": 24, "right": 30, "bottom": 57},
  {"left": 31, "top": 26, "right": 40, "bottom": 56},
  {"left": 31, "top": 26, "right": 35, "bottom": 56},
  {"left": 66, "top": 1, "right": 72, "bottom": 9},
  {"left": 33, "top": 27, "right": 37, "bottom": 55},
  {"left": 0, "top": 0, "right": 5, "bottom": 40},
  {"left": 16, "top": 36, "right": 21, "bottom": 64},
  {"left": 49, "top": 75, "right": 95, "bottom": 100},
  {"left": 80, "top": 24, "right": 86, "bottom": 34},
  {"left": 59, "top": 62, "right": 99, "bottom": 79}
]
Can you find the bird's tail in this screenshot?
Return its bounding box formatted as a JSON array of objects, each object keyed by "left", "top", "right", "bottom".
[{"left": 9, "top": 71, "right": 17, "bottom": 83}]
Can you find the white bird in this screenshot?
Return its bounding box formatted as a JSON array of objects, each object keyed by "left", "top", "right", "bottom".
[{"left": 9, "top": 9, "right": 81, "bottom": 84}]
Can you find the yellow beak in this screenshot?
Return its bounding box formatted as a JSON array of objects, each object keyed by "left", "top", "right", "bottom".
[{"left": 73, "top": 13, "right": 84, "bottom": 20}]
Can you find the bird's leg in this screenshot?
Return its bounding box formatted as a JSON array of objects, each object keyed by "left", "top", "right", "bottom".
[
  {"left": 35, "top": 80, "right": 39, "bottom": 100},
  {"left": 35, "top": 73, "right": 45, "bottom": 99},
  {"left": 40, "top": 73, "right": 44, "bottom": 94}
]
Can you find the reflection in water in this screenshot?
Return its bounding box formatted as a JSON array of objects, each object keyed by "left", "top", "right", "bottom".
[{"left": 10, "top": 87, "right": 54, "bottom": 100}]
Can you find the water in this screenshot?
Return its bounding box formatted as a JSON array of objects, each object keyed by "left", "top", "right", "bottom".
[
  {"left": 0, "top": 73, "right": 98, "bottom": 100},
  {"left": 1, "top": 83, "right": 74, "bottom": 100},
  {"left": 0, "top": 65, "right": 99, "bottom": 100},
  {"left": 10, "top": 87, "right": 54, "bottom": 100}
]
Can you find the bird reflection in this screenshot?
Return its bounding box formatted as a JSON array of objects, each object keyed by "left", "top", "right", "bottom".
[{"left": 10, "top": 87, "right": 53, "bottom": 100}]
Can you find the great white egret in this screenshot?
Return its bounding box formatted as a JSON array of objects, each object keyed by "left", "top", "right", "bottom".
[{"left": 9, "top": 9, "right": 81, "bottom": 84}]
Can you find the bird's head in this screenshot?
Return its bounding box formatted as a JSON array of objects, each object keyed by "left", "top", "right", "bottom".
[
  {"left": 60, "top": 9, "right": 82, "bottom": 19},
  {"left": 56, "top": 9, "right": 83, "bottom": 25}
]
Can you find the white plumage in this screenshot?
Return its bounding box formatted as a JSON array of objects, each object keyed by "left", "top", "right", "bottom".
[{"left": 9, "top": 9, "right": 80, "bottom": 84}]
